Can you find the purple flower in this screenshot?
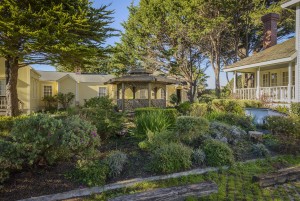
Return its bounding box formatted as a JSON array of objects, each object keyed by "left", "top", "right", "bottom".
[{"left": 91, "top": 130, "right": 97, "bottom": 138}]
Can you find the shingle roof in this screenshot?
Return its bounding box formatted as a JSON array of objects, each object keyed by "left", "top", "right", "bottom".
[
  {"left": 37, "top": 71, "right": 114, "bottom": 83},
  {"left": 225, "top": 38, "right": 296, "bottom": 69}
]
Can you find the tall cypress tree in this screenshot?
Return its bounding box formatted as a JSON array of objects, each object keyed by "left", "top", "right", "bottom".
[{"left": 0, "top": 0, "right": 115, "bottom": 116}]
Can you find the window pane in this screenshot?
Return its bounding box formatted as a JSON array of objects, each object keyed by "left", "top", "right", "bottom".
[
  {"left": 271, "top": 73, "right": 277, "bottom": 86},
  {"left": 0, "top": 80, "right": 6, "bottom": 96},
  {"left": 44, "top": 86, "right": 52, "bottom": 97},
  {"left": 99, "top": 87, "right": 107, "bottom": 97}
]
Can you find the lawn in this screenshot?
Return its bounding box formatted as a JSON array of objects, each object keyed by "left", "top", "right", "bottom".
[{"left": 84, "top": 155, "right": 300, "bottom": 201}]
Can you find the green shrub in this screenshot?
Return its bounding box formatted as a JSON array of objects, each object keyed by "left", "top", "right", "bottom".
[
  {"left": 61, "top": 115, "right": 101, "bottom": 158},
  {"left": 84, "top": 96, "right": 115, "bottom": 109},
  {"left": 138, "top": 130, "right": 177, "bottom": 150},
  {"left": 192, "top": 149, "right": 206, "bottom": 166},
  {"left": 252, "top": 143, "right": 270, "bottom": 157},
  {"left": 67, "top": 160, "right": 109, "bottom": 187},
  {"left": 273, "top": 105, "right": 289, "bottom": 114},
  {"left": 211, "top": 99, "right": 262, "bottom": 114},
  {"left": 204, "top": 139, "right": 234, "bottom": 166},
  {"left": 190, "top": 103, "right": 208, "bottom": 117},
  {"left": 266, "top": 116, "right": 300, "bottom": 154},
  {"left": 206, "top": 112, "right": 255, "bottom": 131},
  {"left": 176, "top": 102, "right": 192, "bottom": 115},
  {"left": 105, "top": 151, "right": 128, "bottom": 178},
  {"left": 135, "top": 108, "right": 177, "bottom": 136},
  {"left": 0, "top": 140, "right": 23, "bottom": 183},
  {"left": 150, "top": 143, "right": 192, "bottom": 173},
  {"left": 0, "top": 115, "right": 28, "bottom": 137},
  {"left": 263, "top": 134, "right": 280, "bottom": 151},
  {"left": 57, "top": 92, "right": 75, "bottom": 109},
  {"left": 291, "top": 103, "right": 300, "bottom": 116},
  {"left": 176, "top": 116, "right": 209, "bottom": 143}
]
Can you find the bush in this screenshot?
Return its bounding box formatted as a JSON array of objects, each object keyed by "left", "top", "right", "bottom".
[
  {"left": 190, "top": 103, "right": 208, "bottom": 117},
  {"left": 192, "top": 149, "right": 206, "bottom": 166},
  {"left": 176, "top": 116, "right": 209, "bottom": 143},
  {"left": 291, "top": 103, "right": 300, "bottom": 116},
  {"left": 105, "top": 151, "right": 128, "bottom": 178},
  {"left": 176, "top": 102, "right": 192, "bottom": 115},
  {"left": 266, "top": 116, "right": 300, "bottom": 154},
  {"left": 0, "top": 140, "right": 23, "bottom": 183},
  {"left": 135, "top": 108, "right": 177, "bottom": 136},
  {"left": 57, "top": 92, "right": 75, "bottom": 109},
  {"left": 67, "top": 160, "right": 109, "bottom": 187},
  {"left": 84, "top": 96, "right": 115, "bottom": 109},
  {"left": 206, "top": 112, "right": 255, "bottom": 131},
  {"left": 150, "top": 143, "right": 192, "bottom": 173},
  {"left": 209, "top": 122, "right": 247, "bottom": 145},
  {"left": 204, "top": 139, "right": 234, "bottom": 166},
  {"left": 211, "top": 99, "right": 262, "bottom": 114},
  {"left": 263, "top": 134, "right": 280, "bottom": 151},
  {"left": 0, "top": 115, "right": 28, "bottom": 137},
  {"left": 252, "top": 143, "right": 270, "bottom": 157},
  {"left": 61, "top": 115, "right": 101, "bottom": 158},
  {"left": 138, "top": 130, "right": 177, "bottom": 150},
  {"left": 273, "top": 105, "right": 289, "bottom": 115}
]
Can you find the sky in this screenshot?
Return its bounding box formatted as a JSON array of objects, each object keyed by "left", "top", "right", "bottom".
[{"left": 32, "top": 0, "right": 231, "bottom": 89}]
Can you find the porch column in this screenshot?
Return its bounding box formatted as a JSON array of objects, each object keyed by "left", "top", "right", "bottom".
[
  {"left": 288, "top": 62, "right": 292, "bottom": 103},
  {"left": 296, "top": 6, "right": 300, "bottom": 102},
  {"left": 148, "top": 83, "right": 151, "bottom": 107},
  {"left": 256, "top": 67, "right": 260, "bottom": 99},
  {"left": 233, "top": 71, "right": 237, "bottom": 93},
  {"left": 121, "top": 83, "right": 125, "bottom": 112},
  {"left": 75, "top": 82, "right": 79, "bottom": 106}
]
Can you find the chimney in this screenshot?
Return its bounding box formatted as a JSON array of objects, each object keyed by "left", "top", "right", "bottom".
[
  {"left": 261, "top": 13, "right": 280, "bottom": 49},
  {"left": 75, "top": 67, "right": 82, "bottom": 74}
]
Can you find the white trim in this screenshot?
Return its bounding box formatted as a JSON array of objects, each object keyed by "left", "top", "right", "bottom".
[
  {"left": 224, "top": 57, "right": 295, "bottom": 72},
  {"left": 282, "top": 0, "right": 300, "bottom": 8},
  {"left": 256, "top": 68, "right": 260, "bottom": 99},
  {"left": 233, "top": 71, "right": 237, "bottom": 93},
  {"left": 288, "top": 62, "right": 292, "bottom": 103}
]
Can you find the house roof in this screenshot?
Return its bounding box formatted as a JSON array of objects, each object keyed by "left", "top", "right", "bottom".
[
  {"left": 225, "top": 38, "right": 296, "bottom": 70},
  {"left": 282, "top": 0, "right": 300, "bottom": 8},
  {"left": 37, "top": 71, "right": 114, "bottom": 83}
]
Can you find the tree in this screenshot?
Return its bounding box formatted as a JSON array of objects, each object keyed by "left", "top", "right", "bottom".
[{"left": 0, "top": 0, "right": 115, "bottom": 116}]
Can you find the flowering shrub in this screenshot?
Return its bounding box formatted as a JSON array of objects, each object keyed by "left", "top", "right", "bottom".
[
  {"left": 190, "top": 103, "right": 208, "bottom": 117},
  {"left": 150, "top": 143, "right": 192, "bottom": 173},
  {"left": 176, "top": 116, "right": 209, "bottom": 143},
  {"left": 61, "top": 115, "right": 100, "bottom": 158},
  {"left": 105, "top": 151, "right": 128, "bottom": 178},
  {"left": 204, "top": 139, "right": 235, "bottom": 166},
  {"left": 266, "top": 116, "right": 300, "bottom": 154}
]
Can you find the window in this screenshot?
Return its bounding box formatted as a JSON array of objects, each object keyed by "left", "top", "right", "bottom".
[
  {"left": 262, "top": 74, "right": 269, "bottom": 87},
  {"left": 32, "top": 79, "right": 38, "bottom": 99},
  {"left": 139, "top": 89, "right": 147, "bottom": 99},
  {"left": 0, "top": 80, "right": 5, "bottom": 96},
  {"left": 293, "top": 71, "right": 295, "bottom": 85},
  {"left": 282, "top": 72, "right": 288, "bottom": 86},
  {"left": 270, "top": 73, "right": 277, "bottom": 86},
  {"left": 160, "top": 89, "right": 165, "bottom": 99},
  {"left": 99, "top": 87, "right": 107, "bottom": 97},
  {"left": 43, "top": 86, "right": 52, "bottom": 97}
]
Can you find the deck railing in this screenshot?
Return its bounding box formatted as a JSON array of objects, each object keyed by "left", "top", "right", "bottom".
[
  {"left": 117, "top": 99, "right": 166, "bottom": 111},
  {"left": 236, "top": 86, "right": 295, "bottom": 103}
]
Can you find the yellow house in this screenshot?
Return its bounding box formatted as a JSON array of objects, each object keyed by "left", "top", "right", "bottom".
[{"left": 0, "top": 58, "right": 187, "bottom": 115}]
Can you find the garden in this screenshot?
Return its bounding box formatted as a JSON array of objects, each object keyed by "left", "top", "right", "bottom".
[{"left": 1, "top": 97, "right": 300, "bottom": 201}]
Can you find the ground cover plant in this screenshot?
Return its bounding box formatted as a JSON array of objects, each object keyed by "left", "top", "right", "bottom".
[{"left": 85, "top": 155, "right": 300, "bottom": 201}]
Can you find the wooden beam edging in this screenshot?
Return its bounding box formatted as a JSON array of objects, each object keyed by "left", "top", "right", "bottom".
[{"left": 18, "top": 156, "right": 280, "bottom": 201}]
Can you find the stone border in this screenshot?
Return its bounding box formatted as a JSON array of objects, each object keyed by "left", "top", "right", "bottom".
[{"left": 19, "top": 157, "right": 273, "bottom": 201}]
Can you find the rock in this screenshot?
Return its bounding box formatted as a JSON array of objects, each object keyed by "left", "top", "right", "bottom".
[{"left": 249, "top": 131, "right": 264, "bottom": 142}]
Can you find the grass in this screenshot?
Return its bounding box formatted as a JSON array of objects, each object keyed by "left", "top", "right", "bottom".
[{"left": 84, "top": 155, "right": 300, "bottom": 201}]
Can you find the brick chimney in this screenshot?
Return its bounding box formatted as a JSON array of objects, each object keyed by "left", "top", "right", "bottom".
[
  {"left": 75, "top": 67, "right": 82, "bottom": 74},
  {"left": 261, "top": 13, "right": 280, "bottom": 49}
]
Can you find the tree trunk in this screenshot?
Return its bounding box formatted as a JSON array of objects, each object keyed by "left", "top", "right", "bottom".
[
  {"left": 187, "top": 82, "right": 196, "bottom": 103},
  {"left": 214, "top": 68, "right": 221, "bottom": 98},
  {"left": 5, "top": 57, "right": 20, "bottom": 116}
]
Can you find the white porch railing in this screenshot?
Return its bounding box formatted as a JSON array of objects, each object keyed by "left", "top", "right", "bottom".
[{"left": 235, "top": 86, "right": 295, "bottom": 103}]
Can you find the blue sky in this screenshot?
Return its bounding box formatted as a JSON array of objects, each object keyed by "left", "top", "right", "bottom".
[{"left": 32, "top": 0, "right": 231, "bottom": 89}]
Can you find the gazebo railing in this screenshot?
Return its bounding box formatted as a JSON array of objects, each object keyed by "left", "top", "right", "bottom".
[{"left": 117, "top": 99, "right": 166, "bottom": 111}]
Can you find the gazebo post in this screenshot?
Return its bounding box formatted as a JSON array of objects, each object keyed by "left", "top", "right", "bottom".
[
  {"left": 148, "top": 83, "right": 151, "bottom": 107},
  {"left": 122, "top": 82, "right": 125, "bottom": 112},
  {"left": 164, "top": 86, "right": 167, "bottom": 108}
]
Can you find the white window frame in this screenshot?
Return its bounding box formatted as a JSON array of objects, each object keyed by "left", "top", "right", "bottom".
[
  {"left": 98, "top": 87, "right": 107, "bottom": 97},
  {"left": 262, "top": 73, "right": 269, "bottom": 87},
  {"left": 282, "top": 71, "right": 288, "bottom": 86},
  {"left": 270, "top": 73, "right": 278, "bottom": 86},
  {"left": 43, "top": 85, "right": 53, "bottom": 97},
  {"left": 139, "top": 89, "right": 147, "bottom": 99}
]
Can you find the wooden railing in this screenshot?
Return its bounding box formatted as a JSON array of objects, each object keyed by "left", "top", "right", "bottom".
[
  {"left": 117, "top": 99, "right": 166, "bottom": 111},
  {"left": 235, "top": 86, "right": 295, "bottom": 103}
]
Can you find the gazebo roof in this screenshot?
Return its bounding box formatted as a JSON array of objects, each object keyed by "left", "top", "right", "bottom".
[{"left": 105, "top": 69, "right": 180, "bottom": 85}]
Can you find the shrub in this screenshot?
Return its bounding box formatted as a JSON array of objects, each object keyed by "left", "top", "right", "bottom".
[
  {"left": 273, "top": 105, "right": 289, "bottom": 115},
  {"left": 176, "top": 116, "right": 209, "bottom": 143},
  {"left": 211, "top": 99, "right": 262, "bottom": 114},
  {"left": 11, "top": 113, "right": 65, "bottom": 166},
  {"left": 206, "top": 112, "right": 255, "bottom": 131},
  {"left": 291, "top": 103, "right": 300, "bottom": 116},
  {"left": 150, "top": 143, "right": 192, "bottom": 173},
  {"left": 139, "top": 130, "right": 177, "bottom": 150},
  {"left": 0, "top": 115, "right": 28, "bottom": 137},
  {"left": 263, "top": 134, "right": 280, "bottom": 151},
  {"left": 57, "top": 92, "right": 75, "bottom": 109},
  {"left": 190, "top": 103, "right": 208, "bottom": 117},
  {"left": 67, "top": 160, "right": 109, "bottom": 187},
  {"left": 192, "top": 149, "right": 206, "bottom": 166},
  {"left": 204, "top": 139, "right": 234, "bottom": 166},
  {"left": 135, "top": 108, "right": 177, "bottom": 136},
  {"left": 252, "top": 143, "right": 270, "bottom": 157},
  {"left": 266, "top": 116, "right": 300, "bottom": 154},
  {"left": 105, "top": 151, "right": 128, "bottom": 178},
  {"left": 0, "top": 140, "right": 23, "bottom": 183},
  {"left": 84, "top": 96, "right": 115, "bottom": 110},
  {"left": 209, "top": 121, "right": 247, "bottom": 145},
  {"left": 176, "top": 102, "right": 192, "bottom": 115},
  {"left": 61, "top": 115, "right": 101, "bottom": 158}
]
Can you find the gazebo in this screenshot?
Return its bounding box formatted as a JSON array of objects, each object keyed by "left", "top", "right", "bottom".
[{"left": 105, "top": 69, "right": 180, "bottom": 111}]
